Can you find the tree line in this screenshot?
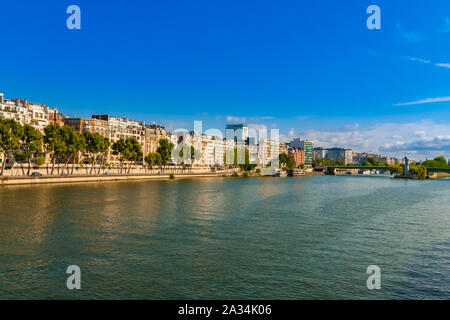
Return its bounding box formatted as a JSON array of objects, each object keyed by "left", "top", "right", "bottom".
[{"left": 0, "top": 117, "right": 178, "bottom": 176}]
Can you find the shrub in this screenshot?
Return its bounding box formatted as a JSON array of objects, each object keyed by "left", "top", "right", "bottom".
[
  {"left": 169, "top": 173, "right": 175, "bottom": 179},
  {"left": 409, "top": 164, "right": 427, "bottom": 180}
]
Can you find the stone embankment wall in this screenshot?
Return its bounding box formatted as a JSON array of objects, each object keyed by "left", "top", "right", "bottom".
[{"left": 1, "top": 164, "right": 222, "bottom": 177}]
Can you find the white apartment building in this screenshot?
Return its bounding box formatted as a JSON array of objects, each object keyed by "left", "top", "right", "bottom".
[
  {"left": 259, "top": 139, "right": 279, "bottom": 166},
  {"left": 170, "top": 131, "right": 222, "bottom": 167},
  {"left": 314, "top": 147, "right": 353, "bottom": 165},
  {"left": 200, "top": 134, "right": 216, "bottom": 166},
  {"left": 0, "top": 93, "right": 60, "bottom": 131},
  {"left": 214, "top": 138, "right": 225, "bottom": 166}
]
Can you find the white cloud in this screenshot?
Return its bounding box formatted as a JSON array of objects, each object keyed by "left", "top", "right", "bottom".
[
  {"left": 226, "top": 115, "right": 247, "bottom": 123},
  {"left": 435, "top": 63, "right": 450, "bottom": 69},
  {"left": 405, "top": 56, "right": 450, "bottom": 70},
  {"left": 225, "top": 115, "right": 275, "bottom": 123},
  {"left": 394, "top": 96, "right": 450, "bottom": 106},
  {"left": 247, "top": 123, "right": 267, "bottom": 131},
  {"left": 407, "top": 56, "right": 431, "bottom": 64}
]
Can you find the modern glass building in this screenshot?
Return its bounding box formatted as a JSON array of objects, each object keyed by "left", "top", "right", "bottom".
[{"left": 225, "top": 124, "right": 249, "bottom": 142}]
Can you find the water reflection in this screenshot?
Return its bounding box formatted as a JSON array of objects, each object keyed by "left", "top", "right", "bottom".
[{"left": 0, "top": 176, "right": 449, "bottom": 299}]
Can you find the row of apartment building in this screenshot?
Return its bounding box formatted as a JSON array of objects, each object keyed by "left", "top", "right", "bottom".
[
  {"left": 0, "top": 92, "right": 311, "bottom": 168},
  {"left": 1, "top": 93, "right": 403, "bottom": 168},
  {"left": 0, "top": 93, "right": 289, "bottom": 167}
]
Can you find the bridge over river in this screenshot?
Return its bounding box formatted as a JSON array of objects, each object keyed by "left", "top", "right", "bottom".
[
  {"left": 326, "top": 166, "right": 450, "bottom": 176},
  {"left": 326, "top": 166, "right": 391, "bottom": 175}
]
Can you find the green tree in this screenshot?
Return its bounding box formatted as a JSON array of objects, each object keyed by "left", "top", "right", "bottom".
[
  {"left": 145, "top": 152, "right": 162, "bottom": 168},
  {"left": 279, "top": 153, "right": 289, "bottom": 168},
  {"left": 285, "top": 155, "right": 296, "bottom": 170},
  {"left": 14, "top": 124, "right": 43, "bottom": 175},
  {"left": 313, "top": 158, "right": 337, "bottom": 167},
  {"left": 84, "top": 132, "right": 110, "bottom": 174},
  {"left": 361, "top": 157, "right": 387, "bottom": 167},
  {"left": 125, "top": 138, "right": 142, "bottom": 173},
  {"left": 112, "top": 138, "right": 142, "bottom": 173},
  {"left": 44, "top": 124, "right": 66, "bottom": 175},
  {"left": 423, "top": 156, "right": 449, "bottom": 168},
  {"left": 156, "top": 138, "right": 174, "bottom": 166},
  {"left": 98, "top": 136, "right": 111, "bottom": 174},
  {"left": 61, "top": 125, "right": 86, "bottom": 174},
  {"left": 234, "top": 148, "right": 256, "bottom": 171},
  {"left": 0, "top": 118, "right": 23, "bottom": 176},
  {"left": 279, "top": 153, "right": 295, "bottom": 170},
  {"left": 232, "top": 146, "right": 246, "bottom": 168},
  {"left": 112, "top": 138, "right": 127, "bottom": 173},
  {"left": 389, "top": 163, "right": 403, "bottom": 175},
  {"left": 409, "top": 163, "right": 427, "bottom": 180},
  {"left": 178, "top": 145, "right": 201, "bottom": 166}
]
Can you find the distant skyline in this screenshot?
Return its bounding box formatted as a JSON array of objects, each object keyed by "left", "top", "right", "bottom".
[{"left": 1, "top": 1, "right": 450, "bottom": 160}]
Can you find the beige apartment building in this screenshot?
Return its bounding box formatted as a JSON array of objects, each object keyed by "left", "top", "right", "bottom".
[
  {"left": 91, "top": 115, "right": 146, "bottom": 164},
  {"left": 143, "top": 124, "right": 169, "bottom": 156},
  {"left": 64, "top": 117, "right": 109, "bottom": 136}
]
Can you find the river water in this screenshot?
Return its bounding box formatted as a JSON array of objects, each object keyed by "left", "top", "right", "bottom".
[{"left": 0, "top": 175, "right": 449, "bottom": 299}]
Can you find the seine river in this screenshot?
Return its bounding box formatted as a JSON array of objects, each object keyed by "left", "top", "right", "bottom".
[{"left": 0, "top": 175, "right": 449, "bottom": 299}]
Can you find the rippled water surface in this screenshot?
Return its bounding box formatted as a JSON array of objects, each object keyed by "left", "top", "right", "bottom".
[{"left": 0, "top": 176, "right": 449, "bottom": 299}]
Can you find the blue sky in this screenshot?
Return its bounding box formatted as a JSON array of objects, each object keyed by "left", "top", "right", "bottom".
[{"left": 1, "top": 0, "right": 450, "bottom": 159}]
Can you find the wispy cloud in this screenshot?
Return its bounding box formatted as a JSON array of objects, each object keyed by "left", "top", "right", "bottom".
[
  {"left": 225, "top": 115, "right": 274, "bottom": 123},
  {"left": 406, "top": 56, "right": 431, "bottom": 64},
  {"left": 405, "top": 56, "right": 450, "bottom": 70},
  {"left": 396, "top": 23, "right": 428, "bottom": 44},
  {"left": 394, "top": 96, "right": 450, "bottom": 106},
  {"left": 226, "top": 115, "right": 247, "bottom": 123},
  {"left": 435, "top": 63, "right": 450, "bottom": 69}
]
